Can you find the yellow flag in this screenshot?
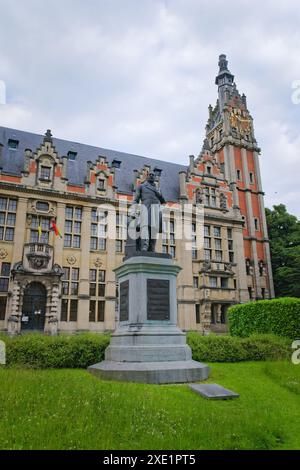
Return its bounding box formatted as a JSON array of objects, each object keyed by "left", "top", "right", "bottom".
[{"left": 38, "top": 219, "right": 42, "bottom": 239}]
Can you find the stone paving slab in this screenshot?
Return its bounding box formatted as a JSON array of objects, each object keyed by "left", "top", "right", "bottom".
[{"left": 189, "top": 383, "right": 239, "bottom": 399}]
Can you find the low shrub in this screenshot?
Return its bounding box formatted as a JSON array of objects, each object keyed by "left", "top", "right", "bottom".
[
  {"left": 0, "top": 331, "right": 291, "bottom": 367},
  {"left": 228, "top": 297, "right": 300, "bottom": 339},
  {"left": 187, "top": 332, "right": 291, "bottom": 362},
  {"left": 0, "top": 333, "right": 110, "bottom": 368}
]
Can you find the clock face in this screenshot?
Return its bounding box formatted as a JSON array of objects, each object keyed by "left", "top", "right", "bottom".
[{"left": 229, "top": 107, "right": 251, "bottom": 135}]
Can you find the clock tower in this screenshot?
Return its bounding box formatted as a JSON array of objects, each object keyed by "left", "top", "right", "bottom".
[{"left": 205, "top": 54, "right": 274, "bottom": 300}]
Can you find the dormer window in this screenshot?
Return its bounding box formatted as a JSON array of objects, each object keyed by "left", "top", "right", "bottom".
[
  {"left": 154, "top": 167, "right": 162, "bottom": 177},
  {"left": 8, "top": 139, "right": 19, "bottom": 149},
  {"left": 98, "top": 177, "right": 106, "bottom": 191},
  {"left": 112, "top": 159, "right": 121, "bottom": 169},
  {"left": 40, "top": 166, "right": 51, "bottom": 180},
  {"left": 68, "top": 151, "right": 77, "bottom": 161},
  {"left": 207, "top": 166, "right": 211, "bottom": 175}
]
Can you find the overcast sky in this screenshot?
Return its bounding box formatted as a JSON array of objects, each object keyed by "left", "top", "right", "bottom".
[{"left": 0, "top": 0, "right": 299, "bottom": 216}]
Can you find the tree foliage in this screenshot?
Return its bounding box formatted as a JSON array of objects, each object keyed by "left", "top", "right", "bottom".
[{"left": 266, "top": 204, "right": 300, "bottom": 297}]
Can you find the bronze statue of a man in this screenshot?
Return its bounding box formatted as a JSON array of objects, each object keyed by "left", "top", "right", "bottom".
[{"left": 132, "top": 172, "right": 165, "bottom": 252}]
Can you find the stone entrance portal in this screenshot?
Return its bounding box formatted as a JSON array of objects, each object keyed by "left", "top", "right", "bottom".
[
  {"left": 21, "top": 282, "right": 47, "bottom": 331},
  {"left": 7, "top": 242, "right": 63, "bottom": 335}
]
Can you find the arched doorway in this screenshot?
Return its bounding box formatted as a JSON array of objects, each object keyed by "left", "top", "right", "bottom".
[{"left": 21, "top": 282, "right": 47, "bottom": 331}]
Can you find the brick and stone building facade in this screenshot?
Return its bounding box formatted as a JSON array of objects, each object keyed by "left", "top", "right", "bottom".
[{"left": 0, "top": 55, "right": 274, "bottom": 334}]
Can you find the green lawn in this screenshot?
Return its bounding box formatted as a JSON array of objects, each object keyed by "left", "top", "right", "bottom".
[{"left": 0, "top": 361, "right": 300, "bottom": 450}]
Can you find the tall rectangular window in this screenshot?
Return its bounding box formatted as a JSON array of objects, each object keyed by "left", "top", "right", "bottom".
[
  {"left": 204, "top": 225, "right": 210, "bottom": 237},
  {"left": 204, "top": 237, "right": 211, "bottom": 249},
  {"left": 213, "top": 227, "right": 222, "bottom": 261},
  {"left": 61, "top": 267, "right": 79, "bottom": 321},
  {"left": 0, "top": 197, "right": 17, "bottom": 242},
  {"left": 163, "top": 219, "right": 176, "bottom": 258},
  {"left": 213, "top": 226, "right": 221, "bottom": 238},
  {"left": 195, "top": 304, "right": 200, "bottom": 324},
  {"left": 64, "top": 206, "right": 82, "bottom": 248},
  {"left": 0, "top": 262, "right": 10, "bottom": 292},
  {"left": 0, "top": 296, "right": 7, "bottom": 321},
  {"left": 89, "top": 268, "right": 106, "bottom": 322},
  {"left": 0, "top": 262, "right": 10, "bottom": 320},
  {"left": 215, "top": 239, "right": 222, "bottom": 250},
  {"left": 90, "top": 208, "right": 107, "bottom": 251},
  {"left": 30, "top": 215, "right": 50, "bottom": 244},
  {"left": 248, "top": 286, "right": 253, "bottom": 299},
  {"left": 115, "top": 212, "right": 126, "bottom": 254}
]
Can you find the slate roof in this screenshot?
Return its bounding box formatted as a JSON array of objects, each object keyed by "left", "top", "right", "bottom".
[{"left": 0, "top": 127, "right": 187, "bottom": 202}]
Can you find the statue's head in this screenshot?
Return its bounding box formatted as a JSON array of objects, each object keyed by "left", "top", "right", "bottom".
[{"left": 147, "top": 172, "right": 155, "bottom": 184}]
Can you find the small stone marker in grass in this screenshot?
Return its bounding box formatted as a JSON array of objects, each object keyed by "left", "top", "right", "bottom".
[{"left": 189, "top": 383, "right": 239, "bottom": 399}]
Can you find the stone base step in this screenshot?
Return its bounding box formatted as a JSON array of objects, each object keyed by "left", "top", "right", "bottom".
[{"left": 88, "top": 360, "right": 210, "bottom": 384}]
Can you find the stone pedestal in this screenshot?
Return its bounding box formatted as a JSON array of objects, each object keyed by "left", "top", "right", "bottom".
[{"left": 88, "top": 254, "right": 209, "bottom": 384}]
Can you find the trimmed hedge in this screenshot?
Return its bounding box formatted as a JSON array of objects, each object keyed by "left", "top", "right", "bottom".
[
  {"left": 0, "top": 333, "right": 110, "bottom": 368},
  {"left": 187, "top": 332, "right": 291, "bottom": 362},
  {"left": 228, "top": 297, "right": 300, "bottom": 339},
  {"left": 0, "top": 331, "right": 291, "bottom": 368}
]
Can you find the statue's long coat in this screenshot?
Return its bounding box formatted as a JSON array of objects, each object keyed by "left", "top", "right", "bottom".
[{"left": 134, "top": 181, "right": 165, "bottom": 233}]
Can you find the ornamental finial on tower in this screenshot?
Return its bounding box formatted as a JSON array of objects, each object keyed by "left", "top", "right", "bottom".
[
  {"left": 215, "top": 54, "right": 235, "bottom": 110},
  {"left": 215, "top": 54, "right": 234, "bottom": 86},
  {"left": 218, "top": 54, "right": 229, "bottom": 72}
]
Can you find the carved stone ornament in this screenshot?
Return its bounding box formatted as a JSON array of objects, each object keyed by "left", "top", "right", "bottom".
[
  {"left": 67, "top": 255, "right": 77, "bottom": 265},
  {"left": 202, "top": 261, "right": 211, "bottom": 272},
  {"left": 26, "top": 214, "right": 33, "bottom": 227},
  {"left": 94, "top": 258, "right": 103, "bottom": 268},
  {"left": 0, "top": 248, "right": 8, "bottom": 259},
  {"left": 48, "top": 315, "right": 58, "bottom": 324},
  {"left": 8, "top": 315, "right": 20, "bottom": 323},
  {"left": 30, "top": 202, "right": 37, "bottom": 213},
  {"left": 52, "top": 264, "right": 64, "bottom": 275},
  {"left": 12, "top": 261, "right": 23, "bottom": 272},
  {"left": 27, "top": 254, "right": 50, "bottom": 270},
  {"left": 224, "top": 263, "right": 233, "bottom": 273}
]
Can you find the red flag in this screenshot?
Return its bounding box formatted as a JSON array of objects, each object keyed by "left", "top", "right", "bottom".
[{"left": 51, "top": 219, "right": 62, "bottom": 238}]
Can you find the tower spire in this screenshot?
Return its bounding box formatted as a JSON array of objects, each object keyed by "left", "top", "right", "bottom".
[{"left": 215, "top": 54, "right": 235, "bottom": 110}]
